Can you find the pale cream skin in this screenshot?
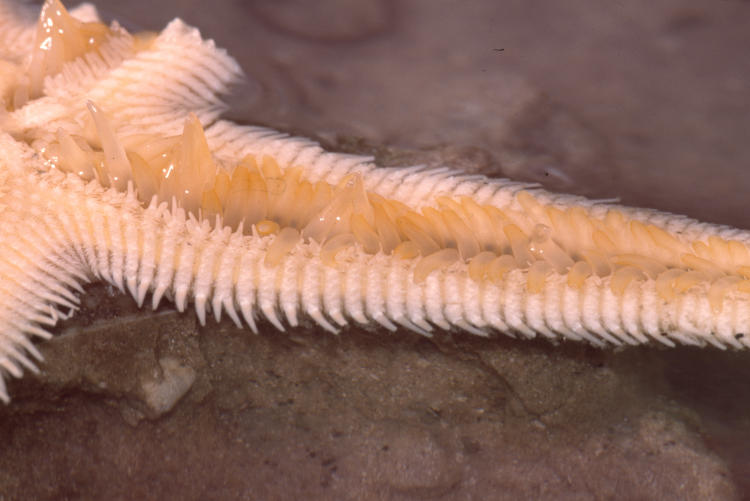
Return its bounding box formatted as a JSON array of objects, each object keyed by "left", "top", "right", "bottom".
[{"left": 0, "top": 0, "right": 748, "bottom": 402}]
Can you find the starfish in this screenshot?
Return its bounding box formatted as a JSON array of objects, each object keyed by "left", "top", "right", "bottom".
[{"left": 0, "top": 0, "right": 749, "bottom": 403}]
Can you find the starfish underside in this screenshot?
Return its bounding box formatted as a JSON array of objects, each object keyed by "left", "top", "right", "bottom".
[{"left": 0, "top": 0, "right": 748, "bottom": 402}]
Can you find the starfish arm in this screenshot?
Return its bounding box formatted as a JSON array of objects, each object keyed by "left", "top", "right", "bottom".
[
  {"left": 48, "top": 182, "right": 744, "bottom": 353},
  {"left": 0, "top": 150, "right": 83, "bottom": 402},
  {"left": 3, "top": 2, "right": 242, "bottom": 146},
  {"left": 82, "top": 18, "right": 243, "bottom": 135},
  {"left": 18, "top": 112, "right": 741, "bottom": 354},
  {"left": 154, "top": 223, "right": 750, "bottom": 350},
  {"left": 201, "top": 119, "right": 750, "bottom": 248},
  {"left": 3, "top": 0, "right": 750, "bottom": 406},
  {"left": 64, "top": 116, "right": 750, "bottom": 354}
]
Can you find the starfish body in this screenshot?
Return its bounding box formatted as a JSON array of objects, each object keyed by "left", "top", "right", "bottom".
[{"left": 0, "top": 0, "right": 748, "bottom": 402}]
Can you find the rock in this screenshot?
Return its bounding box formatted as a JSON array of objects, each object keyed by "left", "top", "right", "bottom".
[
  {"left": 0, "top": 282, "right": 741, "bottom": 499},
  {"left": 246, "top": 0, "right": 393, "bottom": 43},
  {"left": 140, "top": 357, "right": 197, "bottom": 418}
]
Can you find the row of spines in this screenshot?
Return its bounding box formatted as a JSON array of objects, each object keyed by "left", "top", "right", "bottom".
[{"left": 52, "top": 185, "right": 750, "bottom": 351}]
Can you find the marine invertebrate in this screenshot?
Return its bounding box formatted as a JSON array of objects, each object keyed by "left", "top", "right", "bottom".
[{"left": 0, "top": 0, "right": 748, "bottom": 403}]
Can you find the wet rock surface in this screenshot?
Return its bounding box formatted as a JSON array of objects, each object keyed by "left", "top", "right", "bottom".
[
  {"left": 0, "top": 283, "right": 744, "bottom": 500},
  {"left": 2, "top": 0, "right": 750, "bottom": 499}
]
